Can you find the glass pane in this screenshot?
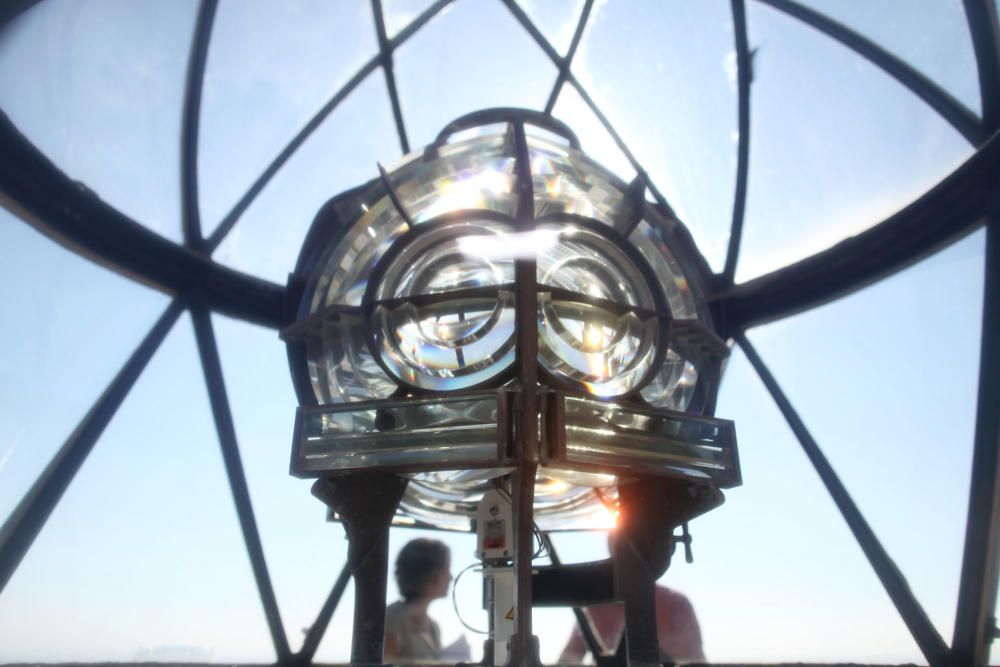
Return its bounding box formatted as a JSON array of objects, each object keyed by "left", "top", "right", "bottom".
[
  {"left": 665, "top": 346, "right": 922, "bottom": 662},
  {"left": 393, "top": 0, "right": 558, "bottom": 149},
  {"left": 213, "top": 72, "right": 399, "bottom": 283},
  {"left": 0, "top": 314, "right": 275, "bottom": 662},
  {"left": 521, "top": 0, "right": 588, "bottom": 55},
  {"left": 200, "top": 0, "right": 378, "bottom": 235},
  {"left": 295, "top": 393, "right": 501, "bottom": 473},
  {"left": 562, "top": 396, "right": 739, "bottom": 487},
  {"left": 0, "top": 0, "right": 196, "bottom": 243},
  {"left": 746, "top": 230, "right": 985, "bottom": 643},
  {"left": 211, "top": 314, "right": 352, "bottom": 653},
  {"left": 552, "top": 83, "right": 638, "bottom": 181},
  {"left": 797, "top": 0, "right": 981, "bottom": 115},
  {"left": 382, "top": 0, "right": 435, "bottom": 39},
  {"left": 0, "top": 213, "right": 169, "bottom": 526},
  {"left": 736, "top": 2, "right": 975, "bottom": 282},
  {"left": 574, "top": 0, "right": 737, "bottom": 271}
]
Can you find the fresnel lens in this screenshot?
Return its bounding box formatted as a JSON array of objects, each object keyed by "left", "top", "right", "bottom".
[
  {"left": 284, "top": 110, "right": 739, "bottom": 526},
  {"left": 283, "top": 109, "right": 741, "bottom": 663}
]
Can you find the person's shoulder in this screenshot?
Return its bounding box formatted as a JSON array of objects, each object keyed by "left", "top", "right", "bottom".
[
  {"left": 655, "top": 585, "right": 695, "bottom": 610},
  {"left": 385, "top": 600, "right": 407, "bottom": 624}
]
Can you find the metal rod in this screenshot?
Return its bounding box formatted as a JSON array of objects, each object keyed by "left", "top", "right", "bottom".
[
  {"left": 757, "top": 0, "right": 985, "bottom": 146},
  {"left": 564, "top": 73, "right": 680, "bottom": 220},
  {"left": 718, "top": 131, "right": 1000, "bottom": 334},
  {"left": 509, "top": 117, "right": 539, "bottom": 663},
  {"left": 540, "top": 533, "right": 609, "bottom": 659},
  {"left": 722, "top": 0, "right": 752, "bottom": 284},
  {"left": 371, "top": 0, "right": 410, "bottom": 154},
  {"left": 964, "top": 0, "right": 1000, "bottom": 132},
  {"left": 0, "top": 300, "right": 184, "bottom": 595},
  {"left": 950, "top": 214, "right": 1000, "bottom": 667},
  {"left": 205, "top": 0, "right": 455, "bottom": 253},
  {"left": 737, "top": 333, "right": 950, "bottom": 667},
  {"left": 189, "top": 308, "right": 292, "bottom": 662},
  {"left": 180, "top": 0, "right": 218, "bottom": 251},
  {"left": 0, "top": 112, "right": 288, "bottom": 329},
  {"left": 298, "top": 562, "right": 352, "bottom": 664},
  {"left": 499, "top": 0, "right": 562, "bottom": 64},
  {"left": 377, "top": 162, "right": 414, "bottom": 227},
  {"left": 543, "top": 0, "right": 595, "bottom": 115},
  {"left": 501, "top": 0, "right": 683, "bottom": 221}
]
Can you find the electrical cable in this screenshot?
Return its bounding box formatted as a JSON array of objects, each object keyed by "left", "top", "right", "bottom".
[{"left": 451, "top": 562, "right": 490, "bottom": 635}]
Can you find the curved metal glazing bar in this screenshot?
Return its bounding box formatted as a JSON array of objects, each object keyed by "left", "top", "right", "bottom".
[
  {"left": 371, "top": 0, "right": 410, "bottom": 154},
  {"left": 755, "top": 0, "right": 986, "bottom": 146},
  {"left": 0, "top": 300, "right": 184, "bottom": 595},
  {"left": 180, "top": 0, "right": 218, "bottom": 250},
  {"left": 964, "top": 0, "right": 1000, "bottom": 131},
  {"left": 543, "top": 0, "right": 594, "bottom": 115},
  {"left": 737, "top": 333, "right": 950, "bottom": 667},
  {"left": 205, "top": 0, "right": 454, "bottom": 253},
  {"left": 721, "top": 0, "right": 752, "bottom": 284},
  {"left": 718, "top": 130, "right": 1000, "bottom": 334},
  {"left": 0, "top": 112, "right": 287, "bottom": 329},
  {"left": 951, "top": 215, "right": 1000, "bottom": 667}
]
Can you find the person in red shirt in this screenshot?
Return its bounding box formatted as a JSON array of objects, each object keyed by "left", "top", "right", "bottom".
[
  {"left": 557, "top": 584, "right": 706, "bottom": 663},
  {"left": 558, "top": 529, "right": 706, "bottom": 663}
]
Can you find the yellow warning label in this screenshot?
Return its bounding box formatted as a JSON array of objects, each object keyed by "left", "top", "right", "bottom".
[{"left": 505, "top": 607, "right": 515, "bottom": 621}]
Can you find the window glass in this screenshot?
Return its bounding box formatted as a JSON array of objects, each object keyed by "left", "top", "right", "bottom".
[
  {"left": 213, "top": 72, "right": 399, "bottom": 284},
  {"left": 199, "top": 0, "right": 378, "bottom": 235},
  {"left": 746, "top": 229, "right": 986, "bottom": 644},
  {"left": 0, "top": 213, "right": 169, "bottom": 526},
  {"left": 552, "top": 83, "right": 638, "bottom": 182},
  {"left": 382, "top": 0, "right": 436, "bottom": 39},
  {"left": 0, "top": 0, "right": 196, "bottom": 242},
  {"left": 393, "top": 0, "right": 558, "bottom": 149},
  {"left": 666, "top": 346, "right": 922, "bottom": 662},
  {"left": 736, "top": 2, "right": 974, "bottom": 282},
  {"left": 574, "top": 0, "right": 736, "bottom": 271},
  {"left": 521, "top": 0, "right": 588, "bottom": 55},
  {"left": 797, "top": 0, "right": 981, "bottom": 116},
  {"left": 212, "top": 313, "right": 352, "bottom": 652},
  {"left": 0, "top": 314, "right": 274, "bottom": 662}
]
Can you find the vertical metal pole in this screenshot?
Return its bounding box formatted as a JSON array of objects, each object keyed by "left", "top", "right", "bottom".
[
  {"left": 951, "top": 214, "right": 1000, "bottom": 667},
  {"left": 190, "top": 308, "right": 292, "bottom": 663},
  {"left": 510, "top": 117, "right": 539, "bottom": 665},
  {"left": 0, "top": 300, "right": 183, "bottom": 595},
  {"left": 738, "top": 333, "right": 950, "bottom": 667}
]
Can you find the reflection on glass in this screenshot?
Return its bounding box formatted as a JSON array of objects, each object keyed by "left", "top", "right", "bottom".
[
  {"left": 529, "top": 135, "right": 635, "bottom": 226},
  {"left": 538, "top": 294, "right": 658, "bottom": 397},
  {"left": 640, "top": 348, "right": 699, "bottom": 411},
  {"left": 307, "top": 312, "right": 396, "bottom": 403},
  {"left": 536, "top": 222, "right": 657, "bottom": 309},
  {"left": 295, "top": 394, "right": 500, "bottom": 473},
  {"left": 400, "top": 135, "right": 518, "bottom": 221},
  {"left": 628, "top": 218, "right": 700, "bottom": 319},
  {"left": 373, "top": 292, "right": 517, "bottom": 391},
  {"left": 374, "top": 219, "right": 516, "bottom": 300},
  {"left": 564, "top": 396, "right": 739, "bottom": 486},
  {"left": 398, "top": 467, "right": 619, "bottom": 532}
]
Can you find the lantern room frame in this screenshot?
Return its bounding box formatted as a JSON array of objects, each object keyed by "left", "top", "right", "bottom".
[{"left": 0, "top": 1, "right": 998, "bottom": 665}]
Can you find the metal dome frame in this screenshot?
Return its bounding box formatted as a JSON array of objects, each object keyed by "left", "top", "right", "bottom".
[{"left": 0, "top": 0, "right": 998, "bottom": 665}]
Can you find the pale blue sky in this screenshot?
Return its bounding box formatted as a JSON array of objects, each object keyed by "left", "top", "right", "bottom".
[{"left": 0, "top": 0, "right": 990, "bottom": 663}]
